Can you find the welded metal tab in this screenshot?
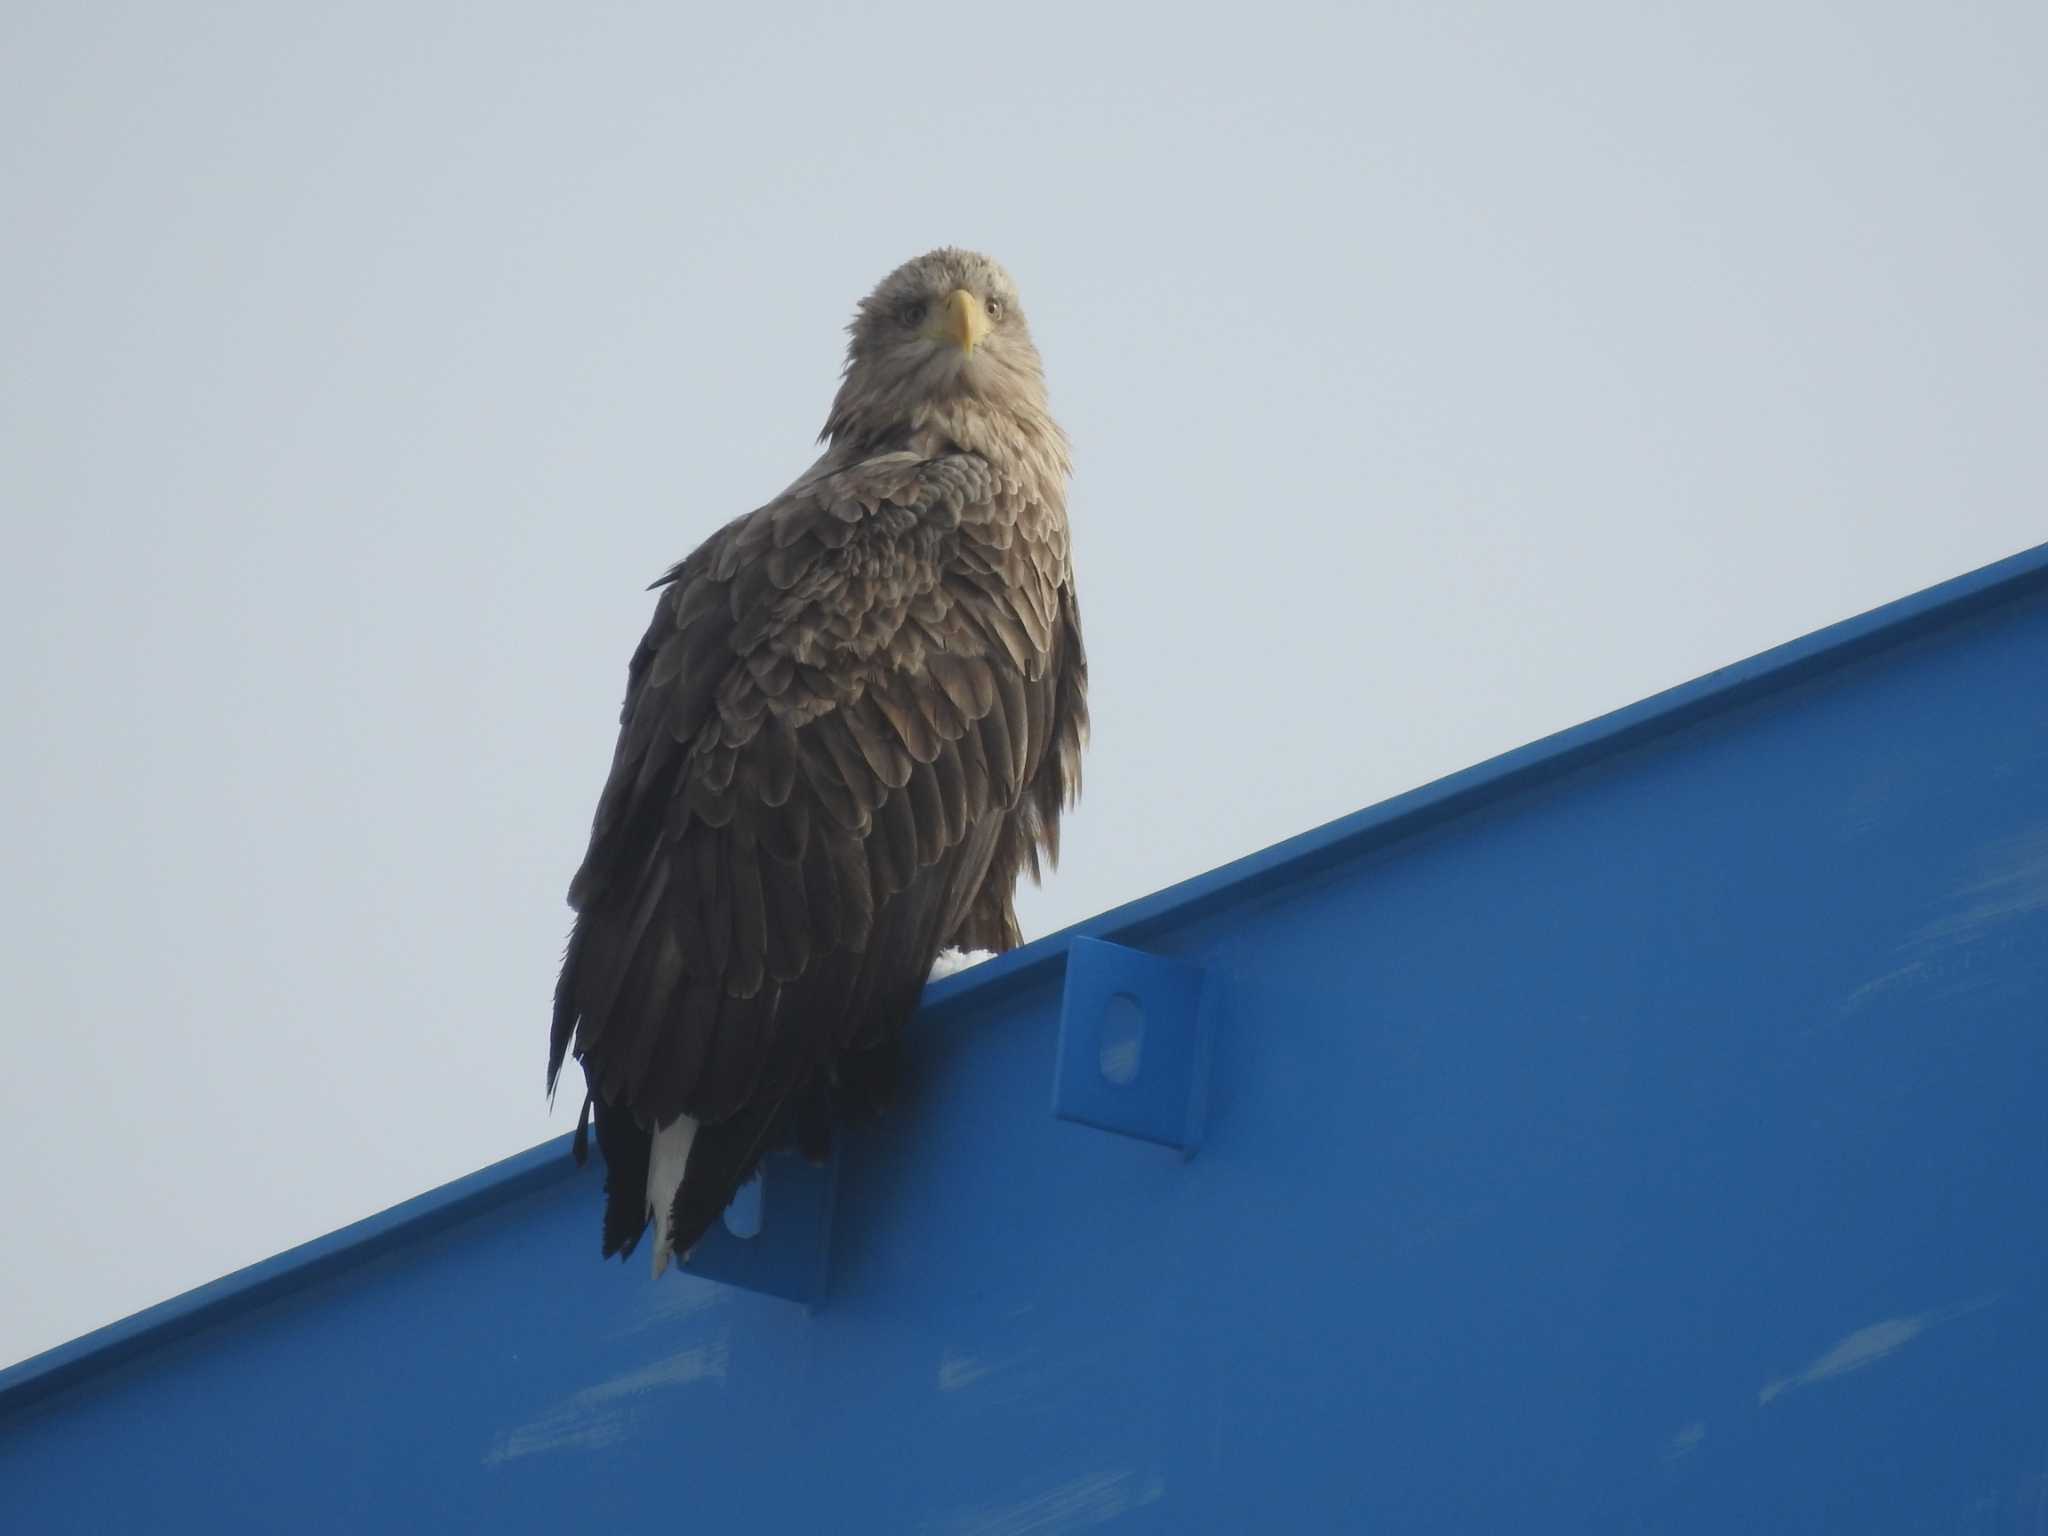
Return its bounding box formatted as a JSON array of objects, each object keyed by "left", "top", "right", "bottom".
[
  {"left": 682, "top": 1146, "right": 839, "bottom": 1306},
  {"left": 1052, "top": 937, "right": 1215, "bottom": 1154}
]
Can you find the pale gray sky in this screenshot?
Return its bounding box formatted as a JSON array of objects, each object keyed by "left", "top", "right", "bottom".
[{"left": 3, "top": 2, "right": 2042, "bottom": 1369}]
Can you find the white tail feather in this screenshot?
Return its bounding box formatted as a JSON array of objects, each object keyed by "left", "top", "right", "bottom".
[
  {"left": 643, "top": 945, "right": 982, "bottom": 1280},
  {"left": 646, "top": 1115, "right": 699, "bottom": 1278},
  {"left": 928, "top": 947, "right": 994, "bottom": 982}
]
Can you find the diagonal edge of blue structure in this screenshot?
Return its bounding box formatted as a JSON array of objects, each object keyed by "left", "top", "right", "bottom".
[
  {"left": 0, "top": 1135, "right": 577, "bottom": 1415},
  {"left": 920, "top": 535, "right": 2048, "bottom": 1009},
  {"left": 5, "top": 537, "right": 2044, "bottom": 1415}
]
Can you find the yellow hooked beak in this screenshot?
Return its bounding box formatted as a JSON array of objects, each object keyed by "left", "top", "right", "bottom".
[{"left": 936, "top": 288, "right": 990, "bottom": 355}]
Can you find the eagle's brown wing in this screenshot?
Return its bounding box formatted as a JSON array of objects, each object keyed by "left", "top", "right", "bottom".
[{"left": 549, "top": 449, "right": 1082, "bottom": 1258}]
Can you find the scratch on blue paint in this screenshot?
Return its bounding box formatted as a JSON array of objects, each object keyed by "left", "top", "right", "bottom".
[
  {"left": 1912, "top": 822, "right": 2048, "bottom": 949},
  {"left": 1840, "top": 821, "right": 2048, "bottom": 1018},
  {"left": 483, "top": 1333, "right": 731, "bottom": 1464},
  {"left": 605, "top": 1274, "right": 727, "bottom": 1340},
  {"left": 921, "top": 1467, "right": 1166, "bottom": 1536},
  {"left": 1758, "top": 1296, "right": 1997, "bottom": 1407},
  {"left": 1660, "top": 1421, "right": 1707, "bottom": 1466},
  {"left": 937, "top": 1347, "right": 996, "bottom": 1391}
]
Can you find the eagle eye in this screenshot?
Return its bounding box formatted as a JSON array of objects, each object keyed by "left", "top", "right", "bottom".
[
  {"left": 985, "top": 296, "right": 1005, "bottom": 321},
  {"left": 897, "top": 298, "right": 927, "bottom": 327}
]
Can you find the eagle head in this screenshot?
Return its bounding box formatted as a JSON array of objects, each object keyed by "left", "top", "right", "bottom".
[{"left": 822, "top": 248, "right": 1058, "bottom": 462}]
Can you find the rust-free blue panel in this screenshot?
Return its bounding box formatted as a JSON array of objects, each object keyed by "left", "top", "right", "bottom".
[{"left": 4, "top": 551, "right": 2046, "bottom": 1531}]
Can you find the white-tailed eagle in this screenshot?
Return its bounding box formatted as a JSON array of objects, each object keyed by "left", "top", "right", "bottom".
[{"left": 548, "top": 249, "right": 1088, "bottom": 1274}]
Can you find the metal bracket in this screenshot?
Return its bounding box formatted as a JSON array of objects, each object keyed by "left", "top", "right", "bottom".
[
  {"left": 681, "top": 1146, "right": 839, "bottom": 1306},
  {"left": 667, "top": 937, "right": 1212, "bottom": 1303},
  {"left": 1052, "top": 937, "right": 1215, "bottom": 1155}
]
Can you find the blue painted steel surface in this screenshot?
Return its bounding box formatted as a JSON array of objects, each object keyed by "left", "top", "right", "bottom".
[{"left": 5, "top": 544, "right": 2048, "bottom": 1531}]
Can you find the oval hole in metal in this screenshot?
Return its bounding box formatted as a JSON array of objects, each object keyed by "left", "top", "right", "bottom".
[
  {"left": 722, "top": 1171, "right": 764, "bottom": 1240},
  {"left": 1099, "top": 992, "right": 1145, "bottom": 1086}
]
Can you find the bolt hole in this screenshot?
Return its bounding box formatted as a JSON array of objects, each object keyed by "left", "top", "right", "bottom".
[
  {"left": 1100, "top": 992, "right": 1145, "bottom": 1085},
  {"left": 722, "top": 1172, "right": 763, "bottom": 1240}
]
